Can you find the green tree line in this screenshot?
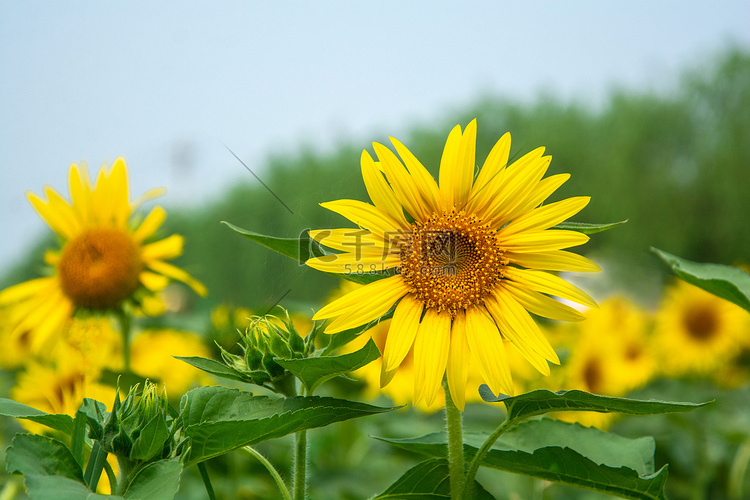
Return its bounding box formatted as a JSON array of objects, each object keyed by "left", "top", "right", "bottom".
[{"left": 4, "top": 47, "right": 749, "bottom": 311}]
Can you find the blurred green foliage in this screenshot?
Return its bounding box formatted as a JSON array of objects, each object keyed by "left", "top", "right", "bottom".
[{"left": 3, "top": 48, "right": 749, "bottom": 312}]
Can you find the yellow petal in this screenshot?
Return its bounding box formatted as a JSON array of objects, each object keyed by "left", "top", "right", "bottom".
[
  {"left": 389, "top": 137, "right": 442, "bottom": 213},
  {"left": 141, "top": 234, "right": 184, "bottom": 262},
  {"left": 500, "top": 281, "right": 586, "bottom": 322},
  {"left": 139, "top": 270, "right": 171, "bottom": 291},
  {"left": 492, "top": 290, "right": 559, "bottom": 363},
  {"left": 467, "top": 132, "right": 511, "bottom": 212},
  {"left": 372, "top": 142, "right": 428, "bottom": 221},
  {"left": 0, "top": 277, "right": 55, "bottom": 305},
  {"left": 511, "top": 173, "right": 570, "bottom": 216},
  {"left": 305, "top": 251, "right": 400, "bottom": 274},
  {"left": 505, "top": 268, "right": 598, "bottom": 308},
  {"left": 452, "top": 119, "right": 477, "bottom": 209},
  {"left": 497, "top": 229, "right": 589, "bottom": 253},
  {"left": 321, "top": 199, "right": 401, "bottom": 238},
  {"left": 26, "top": 191, "right": 75, "bottom": 239},
  {"left": 309, "top": 228, "right": 398, "bottom": 253},
  {"left": 438, "top": 124, "right": 463, "bottom": 208},
  {"left": 446, "top": 311, "right": 470, "bottom": 411},
  {"left": 43, "top": 186, "right": 82, "bottom": 236},
  {"left": 108, "top": 157, "right": 131, "bottom": 228},
  {"left": 501, "top": 197, "right": 590, "bottom": 237},
  {"left": 482, "top": 150, "right": 549, "bottom": 225},
  {"left": 412, "top": 309, "right": 451, "bottom": 406},
  {"left": 465, "top": 307, "right": 513, "bottom": 397},
  {"left": 314, "top": 276, "right": 408, "bottom": 333},
  {"left": 29, "top": 294, "right": 73, "bottom": 352},
  {"left": 92, "top": 165, "right": 115, "bottom": 225},
  {"left": 68, "top": 164, "right": 92, "bottom": 225},
  {"left": 146, "top": 260, "right": 207, "bottom": 296},
  {"left": 132, "top": 187, "right": 167, "bottom": 210},
  {"left": 361, "top": 150, "right": 409, "bottom": 227},
  {"left": 381, "top": 295, "right": 423, "bottom": 375},
  {"left": 504, "top": 250, "right": 602, "bottom": 273},
  {"left": 484, "top": 295, "right": 552, "bottom": 376},
  {"left": 133, "top": 206, "right": 167, "bottom": 243}
]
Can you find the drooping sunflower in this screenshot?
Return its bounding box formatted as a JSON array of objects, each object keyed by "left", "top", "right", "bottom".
[
  {"left": 306, "top": 120, "right": 599, "bottom": 410},
  {"left": 0, "top": 158, "right": 207, "bottom": 353}
]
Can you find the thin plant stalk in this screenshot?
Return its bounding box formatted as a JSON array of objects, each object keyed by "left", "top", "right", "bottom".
[
  {"left": 116, "top": 309, "right": 132, "bottom": 373},
  {"left": 443, "top": 380, "right": 464, "bottom": 500},
  {"left": 461, "top": 418, "right": 513, "bottom": 499},
  {"left": 294, "top": 429, "right": 307, "bottom": 500},
  {"left": 244, "top": 447, "right": 292, "bottom": 500}
]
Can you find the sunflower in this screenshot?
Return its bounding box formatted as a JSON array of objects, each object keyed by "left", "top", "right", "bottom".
[
  {"left": 11, "top": 361, "right": 118, "bottom": 435},
  {"left": 306, "top": 120, "right": 599, "bottom": 410},
  {"left": 653, "top": 280, "right": 748, "bottom": 377},
  {"left": 557, "top": 296, "right": 656, "bottom": 397},
  {"left": 0, "top": 158, "right": 207, "bottom": 353}
]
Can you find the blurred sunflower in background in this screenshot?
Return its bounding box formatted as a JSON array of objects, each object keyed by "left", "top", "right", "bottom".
[
  {"left": 546, "top": 297, "right": 657, "bottom": 428},
  {"left": 653, "top": 280, "right": 749, "bottom": 377},
  {"left": 306, "top": 120, "right": 599, "bottom": 410},
  {"left": 0, "top": 158, "right": 207, "bottom": 354}
]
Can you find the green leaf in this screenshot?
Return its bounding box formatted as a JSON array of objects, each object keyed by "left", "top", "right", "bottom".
[
  {"left": 222, "top": 221, "right": 389, "bottom": 285},
  {"left": 0, "top": 398, "right": 75, "bottom": 435},
  {"left": 651, "top": 247, "right": 750, "bottom": 313},
  {"left": 553, "top": 219, "right": 628, "bottom": 234},
  {"left": 373, "top": 459, "right": 495, "bottom": 499},
  {"left": 79, "top": 398, "right": 108, "bottom": 440},
  {"left": 276, "top": 338, "right": 381, "bottom": 393},
  {"left": 6, "top": 433, "right": 84, "bottom": 482},
  {"left": 479, "top": 387, "right": 711, "bottom": 423},
  {"left": 222, "top": 221, "right": 326, "bottom": 264},
  {"left": 179, "top": 386, "right": 395, "bottom": 465},
  {"left": 5, "top": 433, "right": 118, "bottom": 499},
  {"left": 123, "top": 459, "right": 182, "bottom": 500},
  {"left": 130, "top": 414, "right": 170, "bottom": 462},
  {"left": 379, "top": 420, "right": 668, "bottom": 500},
  {"left": 174, "top": 356, "right": 250, "bottom": 384}
]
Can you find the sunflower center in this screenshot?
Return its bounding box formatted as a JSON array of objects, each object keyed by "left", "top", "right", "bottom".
[
  {"left": 58, "top": 228, "right": 142, "bottom": 309},
  {"left": 398, "top": 210, "right": 506, "bottom": 316},
  {"left": 682, "top": 305, "right": 718, "bottom": 341}
]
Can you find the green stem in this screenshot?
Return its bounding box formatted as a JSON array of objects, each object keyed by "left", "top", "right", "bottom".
[
  {"left": 728, "top": 439, "right": 750, "bottom": 500},
  {"left": 461, "top": 417, "right": 514, "bottom": 499},
  {"left": 243, "top": 447, "right": 292, "bottom": 500},
  {"left": 116, "top": 309, "right": 132, "bottom": 373},
  {"left": 294, "top": 429, "right": 308, "bottom": 500},
  {"left": 197, "top": 462, "right": 217, "bottom": 500},
  {"left": 443, "top": 380, "right": 464, "bottom": 500}
]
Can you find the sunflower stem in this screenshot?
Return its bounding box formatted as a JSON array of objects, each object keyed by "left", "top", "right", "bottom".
[
  {"left": 461, "top": 417, "right": 513, "bottom": 499},
  {"left": 116, "top": 309, "right": 132, "bottom": 374},
  {"left": 293, "top": 429, "right": 308, "bottom": 500},
  {"left": 443, "top": 380, "right": 464, "bottom": 500}
]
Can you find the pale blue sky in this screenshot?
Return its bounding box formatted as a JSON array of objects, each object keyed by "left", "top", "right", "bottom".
[{"left": 1, "top": 1, "right": 749, "bottom": 271}]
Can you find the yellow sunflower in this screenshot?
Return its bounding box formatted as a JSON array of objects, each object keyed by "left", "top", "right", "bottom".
[
  {"left": 11, "top": 361, "right": 118, "bottom": 435},
  {"left": 558, "top": 296, "right": 657, "bottom": 396},
  {"left": 0, "top": 158, "right": 207, "bottom": 353},
  {"left": 653, "top": 280, "right": 748, "bottom": 377},
  {"left": 306, "top": 120, "right": 599, "bottom": 410}
]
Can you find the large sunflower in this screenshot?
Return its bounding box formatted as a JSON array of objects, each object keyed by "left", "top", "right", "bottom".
[
  {"left": 306, "top": 120, "right": 599, "bottom": 410},
  {"left": 0, "top": 158, "right": 207, "bottom": 353}
]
